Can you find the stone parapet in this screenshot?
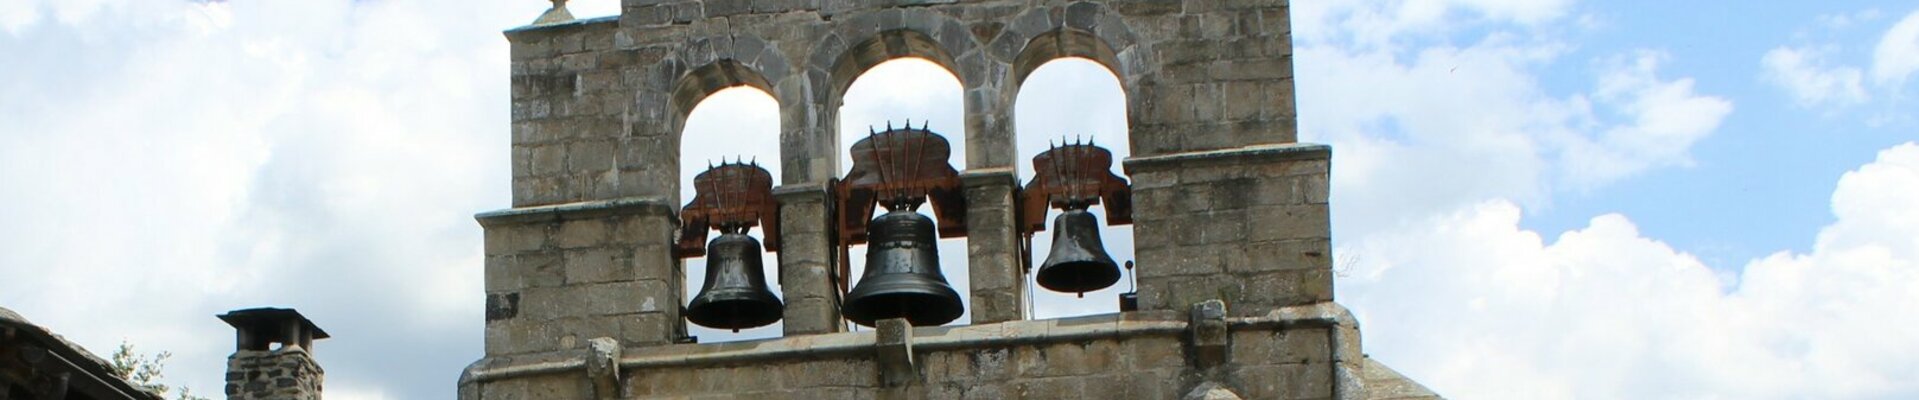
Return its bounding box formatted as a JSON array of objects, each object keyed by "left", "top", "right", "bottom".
[{"left": 462, "top": 302, "right": 1363, "bottom": 400}]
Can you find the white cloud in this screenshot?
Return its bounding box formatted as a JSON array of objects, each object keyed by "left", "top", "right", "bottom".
[
  {"left": 1814, "top": 9, "right": 1884, "bottom": 31},
  {"left": 0, "top": 1, "right": 557, "bottom": 398},
  {"left": 0, "top": 2, "right": 37, "bottom": 33},
  {"left": 1341, "top": 142, "right": 1919, "bottom": 399},
  {"left": 1762, "top": 46, "right": 1871, "bottom": 108},
  {"left": 1871, "top": 9, "right": 1919, "bottom": 87},
  {"left": 1559, "top": 52, "right": 1733, "bottom": 186},
  {"left": 0, "top": 0, "right": 113, "bottom": 33},
  {"left": 1298, "top": 38, "right": 1731, "bottom": 233},
  {"left": 1293, "top": 0, "right": 1576, "bottom": 48}
]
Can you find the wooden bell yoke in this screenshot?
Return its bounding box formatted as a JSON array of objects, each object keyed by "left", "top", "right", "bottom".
[
  {"left": 1018, "top": 140, "right": 1133, "bottom": 235},
  {"left": 675, "top": 161, "right": 781, "bottom": 258}
]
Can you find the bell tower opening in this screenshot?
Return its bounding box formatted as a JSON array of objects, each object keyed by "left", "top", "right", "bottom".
[
  {"left": 836, "top": 57, "right": 972, "bottom": 328},
  {"left": 678, "top": 86, "right": 784, "bottom": 342},
  {"left": 1014, "top": 57, "right": 1135, "bottom": 319}
]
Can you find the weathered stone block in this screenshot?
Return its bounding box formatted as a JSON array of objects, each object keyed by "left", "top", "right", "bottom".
[
  {"left": 627, "top": 244, "right": 675, "bottom": 281},
  {"left": 519, "top": 285, "right": 586, "bottom": 321},
  {"left": 1240, "top": 267, "right": 1334, "bottom": 306},
  {"left": 1231, "top": 238, "right": 1329, "bottom": 273},
  {"left": 1010, "top": 377, "right": 1086, "bottom": 399},
  {"left": 781, "top": 297, "right": 839, "bottom": 336},
  {"left": 1229, "top": 362, "right": 1332, "bottom": 400},
  {"left": 485, "top": 223, "right": 550, "bottom": 255},
  {"left": 562, "top": 248, "right": 627, "bottom": 284},
  {"left": 1082, "top": 371, "right": 1172, "bottom": 399},
  {"left": 524, "top": 374, "right": 587, "bottom": 399},
  {"left": 584, "top": 280, "right": 653, "bottom": 316},
  {"left": 1231, "top": 328, "right": 1331, "bottom": 366},
  {"left": 555, "top": 219, "right": 610, "bottom": 249},
  {"left": 779, "top": 359, "right": 878, "bottom": 388},
  {"left": 968, "top": 288, "right": 1019, "bottom": 326},
  {"left": 618, "top": 312, "right": 674, "bottom": 346}
]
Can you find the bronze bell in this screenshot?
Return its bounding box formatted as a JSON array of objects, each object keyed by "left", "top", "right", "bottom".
[
  {"left": 1036, "top": 208, "right": 1121, "bottom": 295},
  {"left": 842, "top": 209, "right": 964, "bottom": 327},
  {"left": 685, "top": 232, "right": 783, "bottom": 332}
]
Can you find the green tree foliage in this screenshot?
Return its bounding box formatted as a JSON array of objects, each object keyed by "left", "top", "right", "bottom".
[{"left": 108, "top": 341, "right": 209, "bottom": 400}]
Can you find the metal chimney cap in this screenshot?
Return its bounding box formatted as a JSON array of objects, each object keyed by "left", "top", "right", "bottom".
[{"left": 218, "top": 307, "right": 330, "bottom": 340}]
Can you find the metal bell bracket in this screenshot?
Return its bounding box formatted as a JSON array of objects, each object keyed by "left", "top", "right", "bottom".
[
  {"left": 836, "top": 124, "right": 968, "bottom": 246},
  {"left": 676, "top": 160, "right": 781, "bottom": 258},
  {"left": 1017, "top": 138, "right": 1133, "bottom": 235}
]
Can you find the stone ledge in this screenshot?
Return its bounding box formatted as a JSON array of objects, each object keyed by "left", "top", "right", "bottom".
[
  {"left": 771, "top": 181, "right": 834, "bottom": 201},
  {"left": 1124, "top": 142, "right": 1331, "bottom": 174},
  {"left": 476, "top": 197, "right": 676, "bottom": 227},
  {"left": 460, "top": 302, "right": 1358, "bottom": 385},
  {"left": 504, "top": 15, "right": 620, "bottom": 37},
  {"left": 959, "top": 168, "right": 1017, "bottom": 187}
]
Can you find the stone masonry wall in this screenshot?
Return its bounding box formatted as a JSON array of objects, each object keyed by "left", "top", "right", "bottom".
[
  {"left": 1126, "top": 144, "right": 1333, "bottom": 317},
  {"left": 482, "top": 200, "right": 684, "bottom": 356},
  {"left": 464, "top": 308, "right": 1361, "bottom": 400},
  {"left": 509, "top": 0, "right": 1298, "bottom": 206},
  {"left": 225, "top": 349, "right": 323, "bottom": 400}
]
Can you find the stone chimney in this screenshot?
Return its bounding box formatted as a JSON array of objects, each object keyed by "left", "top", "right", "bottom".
[{"left": 218, "top": 308, "right": 328, "bottom": 400}]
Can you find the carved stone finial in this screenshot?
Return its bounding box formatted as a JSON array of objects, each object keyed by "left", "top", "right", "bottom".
[{"left": 533, "top": 0, "right": 575, "bottom": 25}]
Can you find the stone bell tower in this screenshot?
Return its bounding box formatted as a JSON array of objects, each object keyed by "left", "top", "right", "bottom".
[{"left": 461, "top": 0, "right": 1443, "bottom": 398}]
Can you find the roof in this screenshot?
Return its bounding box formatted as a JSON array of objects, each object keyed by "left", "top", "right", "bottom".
[
  {"left": 1364, "top": 356, "right": 1446, "bottom": 400},
  {"left": 0, "top": 306, "right": 166, "bottom": 400}
]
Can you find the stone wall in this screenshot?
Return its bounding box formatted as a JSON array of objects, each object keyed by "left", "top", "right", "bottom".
[
  {"left": 498, "top": 0, "right": 1303, "bottom": 329},
  {"left": 493, "top": 0, "right": 1313, "bottom": 354},
  {"left": 225, "top": 348, "right": 323, "bottom": 400},
  {"left": 462, "top": 303, "right": 1368, "bottom": 400},
  {"left": 471, "top": 0, "right": 1444, "bottom": 398},
  {"left": 481, "top": 199, "right": 684, "bottom": 356},
  {"left": 1126, "top": 143, "right": 1333, "bottom": 317},
  {"left": 508, "top": 0, "right": 1298, "bottom": 204}
]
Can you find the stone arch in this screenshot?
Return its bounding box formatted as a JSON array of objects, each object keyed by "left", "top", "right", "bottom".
[
  {"left": 632, "top": 25, "right": 795, "bottom": 195},
  {"left": 1009, "top": 29, "right": 1127, "bottom": 95},
  {"left": 780, "top": 6, "right": 989, "bottom": 176},
  {"left": 669, "top": 60, "right": 777, "bottom": 131},
  {"left": 824, "top": 29, "right": 963, "bottom": 108},
  {"left": 639, "top": 58, "right": 784, "bottom": 206},
  {"left": 798, "top": 20, "right": 981, "bottom": 175},
  {"left": 994, "top": 3, "right": 1145, "bottom": 161}
]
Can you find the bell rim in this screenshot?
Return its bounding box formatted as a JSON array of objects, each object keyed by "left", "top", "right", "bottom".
[
  {"left": 841, "top": 289, "right": 965, "bottom": 327},
  {"left": 685, "top": 296, "right": 785, "bottom": 330},
  {"left": 1035, "top": 260, "right": 1123, "bottom": 293}
]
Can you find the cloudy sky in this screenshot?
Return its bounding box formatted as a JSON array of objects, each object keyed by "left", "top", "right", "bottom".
[{"left": 2, "top": 0, "right": 1917, "bottom": 399}]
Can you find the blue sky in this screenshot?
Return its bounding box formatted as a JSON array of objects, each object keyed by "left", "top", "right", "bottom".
[
  {"left": 1489, "top": 1, "right": 1917, "bottom": 269},
  {"left": 2, "top": 1, "right": 1917, "bottom": 399}
]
